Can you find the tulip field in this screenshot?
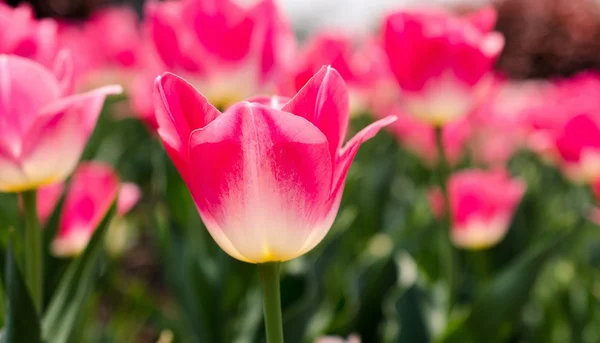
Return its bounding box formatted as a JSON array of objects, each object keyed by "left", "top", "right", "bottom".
[{"left": 2, "top": 0, "right": 600, "bottom": 342}]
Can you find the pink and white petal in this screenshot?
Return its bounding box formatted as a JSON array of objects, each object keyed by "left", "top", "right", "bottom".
[
  {"left": 154, "top": 73, "right": 220, "bottom": 156},
  {"left": 20, "top": 85, "right": 122, "bottom": 185},
  {"left": 188, "top": 102, "right": 333, "bottom": 262},
  {"left": 247, "top": 95, "right": 290, "bottom": 110},
  {"left": 464, "top": 6, "right": 498, "bottom": 33},
  {"left": 282, "top": 66, "right": 350, "bottom": 159},
  {"left": 333, "top": 115, "right": 397, "bottom": 194},
  {"left": 0, "top": 55, "right": 61, "bottom": 156},
  {"left": 0, "top": 153, "right": 29, "bottom": 192},
  {"left": 117, "top": 182, "right": 141, "bottom": 215}
]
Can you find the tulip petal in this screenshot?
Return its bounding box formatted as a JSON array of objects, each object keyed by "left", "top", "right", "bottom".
[
  {"left": 188, "top": 102, "right": 333, "bottom": 263},
  {"left": 282, "top": 66, "right": 350, "bottom": 160},
  {"left": 18, "top": 85, "right": 122, "bottom": 189},
  {"left": 154, "top": 73, "right": 220, "bottom": 158},
  {"left": 0, "top": 54, "right": 61, "bottom": 156}
]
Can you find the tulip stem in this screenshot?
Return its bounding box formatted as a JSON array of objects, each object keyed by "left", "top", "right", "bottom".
[
  {"left": 434, "top": 126, "right": 457, "bottom": 310},
  {"left": 258, "top": 262, "right": 284, "bottom": 343},
  {"left": 21, "top": 190, "right": 43, "bottom": 314}
]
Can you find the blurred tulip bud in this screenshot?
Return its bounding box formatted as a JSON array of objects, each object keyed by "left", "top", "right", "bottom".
[
  {"left": 0, "top": 55, "right": 122, "bottom": 192},
  {"left": 36, "top": 182, "right": 65, "bottom": 226},
  {"left": 105, "top": 182, "right": 141, "bottom": 257},
  {"left": 430, "top": 169, "right": 525, "bottom": 250},
  {"left": 153, "top": 66, "right": 396, "bottom": 263},
  {"left": 50, "top": 163, "right": 139, "bottom": 257},
  {"left": 382, "top": 7, "right": 504, "bottom": 126}
]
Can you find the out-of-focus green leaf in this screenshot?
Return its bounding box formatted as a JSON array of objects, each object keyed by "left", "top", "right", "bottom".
[
  {"left": 4, "top": 236, "right": 41, "bottom": 343},
  {"left": 42, "top": 203, "right": 116, "bottom": 343}
]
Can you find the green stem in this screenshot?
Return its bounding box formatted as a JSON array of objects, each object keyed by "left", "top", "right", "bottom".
[
  {"left": 21, "top": 190, "right": 42, "bottom": 314},
  {"left": 258, "top": 262, "right": 284, "bottom": 343},
  {"left": 434, "top": 126, "right": 457, "bottom": 310}
]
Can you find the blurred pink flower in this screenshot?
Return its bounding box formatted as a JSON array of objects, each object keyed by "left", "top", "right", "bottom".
[
  {"left": 430, "top": 169, "right": 525, "bottom": 250},
  {"left": 315, "top": 334, "right": 361, "bottom": 343},
  {"left": 153, "top": 66, "right": 396, "bottom": 263},
  {"left": 50, "top": 162, "right": 140, "bottom": 257},
  {"left": 555, "top": 113, "right": 600, "bottom": 184},
  {"left": 0, "top": 2, "right": 58, "bottom": 66},
  {"left": 57, "top": 6, "right": 145, "bottom": 91},
  {"left": 523, "top": 71, "right": 600, "bottom": 164},
  {"left": 0, "top": 54, "right": 122, "bottom": 192},
  {"left": 146, "top": 0, "right": 293, "bottom": 109},
  {"left": 382, "top": 7, "right": 504, "bottom": 125}
]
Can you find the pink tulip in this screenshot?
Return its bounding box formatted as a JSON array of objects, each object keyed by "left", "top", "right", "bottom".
[
  {"left": 524, "top": 71, "right": 600, "bottom": 166},
  {"left": 555, "top": 114, "right": 600, "bottom": 184},
  {"left": 315, "top": 334, "right": 361, "bottom": 343},
  {"left": 146, "top": 0, "right": 293, "bottom": 109},
  {"left": 0, "top": 54, "right": 122, "bottom": 192},
  {"left": 51, "top": 163, "right": 140, "bottom": 257},
  {"left": 153, "top": 66, "right": 396, "bottom": 263},
  {"left": 431, "top": 169, "right": 525, "bottom": 250},
  {"left": 382, "top": 7, "right": 504, "bottom": 125},
  {"left": 0, "top": 2, "right": 58, "bottom": 66}
]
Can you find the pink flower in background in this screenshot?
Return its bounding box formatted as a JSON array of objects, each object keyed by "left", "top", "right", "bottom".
[
  {"left": 0, "top": 2, "right": 58, "bottom": 66},
  {"left": 315, "top": 334, "right": 361, "bottom": 343},
  {"left": 57, "top": 6, "right": 144, "bottom": 91},
  {"left": 51, "top": 162, "right": 140, "bottom": 257},
  {"left": 153, "top": 66, "right": 396, "bottom": 263},
  {"left": 0, "top": 54, "right": 122, "bottom": 192},
  {"left": 282, "top": 32, "right": 398, "bottom": 115},
  {"left": 382, "top": 7, "right": 504, "bottom": 125},
  {"left": 431, "top": 169, "right": 525, "bottom": 250},
  {"left": 524, "top": 71, "right": 600, "bottom": 165},
  {"left": 385, "top": 106, "right": 471, "bottom": 165},
  {"left": 555, "top": 114, "right": 600, "bottom": 184},
  {"left": 146, "top": 0, "right": 294, "bottom": 109}
]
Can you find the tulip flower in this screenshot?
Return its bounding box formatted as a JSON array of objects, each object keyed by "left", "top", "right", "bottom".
[
  {"left": 0, "top": 2, "right": 58, "bottom": 66},
  {"left": 153, "top": 66, "right": 396, "bottom": 263},
  {"left": 555, "top": 114, "right": 600, "bottom": 184},
  {"left": 50, "top": 162, "right": 140, "bottom": 257},
  {"left": 146, "top": 0, "right": 293, "bottom": 110},
  {"left": 382, "top": 7, "right": 504, "bottom": 125},
  {"left": 0, "top": 54, "right": 122, "bottom": 193},
  {"left": 430, "top": 169, "right": 525, "bottom": 249}
]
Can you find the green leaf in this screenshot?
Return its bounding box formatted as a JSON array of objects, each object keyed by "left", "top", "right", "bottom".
[
  {"left": 4, "top": 236, "right": 41, "bottom": 343},
  {"left": 41, "top": 203, "right": 116, "bottom": 343}
]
